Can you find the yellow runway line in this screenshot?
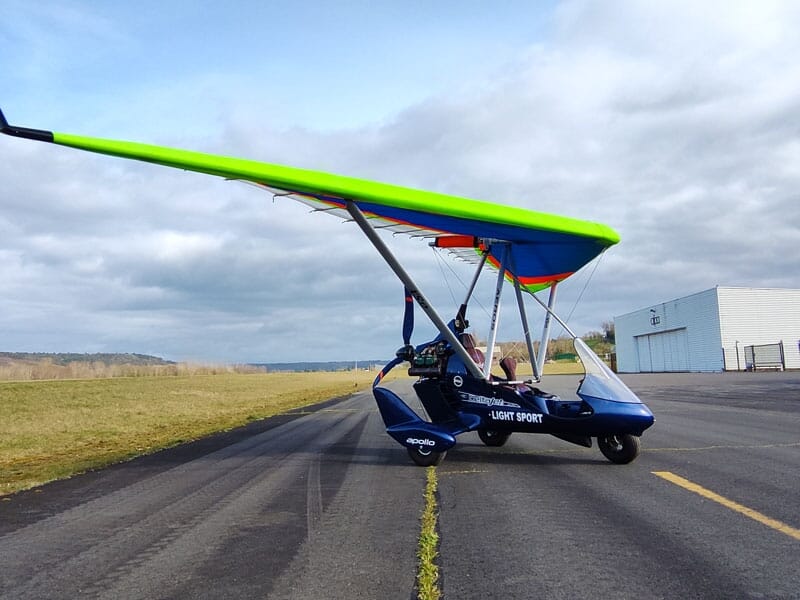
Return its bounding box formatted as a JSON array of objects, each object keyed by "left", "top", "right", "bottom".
[{"left": 653, "top": 471, "right": 800, "bottom": 541}]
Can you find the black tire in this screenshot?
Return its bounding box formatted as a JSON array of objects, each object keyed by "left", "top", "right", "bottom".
[
  {"left": 597, "top": 434, "right": 641, "bottom": 464},
  {"left": 407, "top": 446, "right": 447, "bottom": 466},
  {"left": 477, "top": 429, "right": 511, "bottom": 447}
]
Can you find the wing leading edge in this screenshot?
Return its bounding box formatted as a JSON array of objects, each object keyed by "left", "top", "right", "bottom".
[{"left": 1, "top": 108, "right": 619, "bottom": 291}]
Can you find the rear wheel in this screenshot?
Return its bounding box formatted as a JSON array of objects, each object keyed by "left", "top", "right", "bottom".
[
  {"left": 477, "top": 429, "right": 511, "bottom": 447},
  {"left": 407, "top": 446, "right": 446, "bottom": 466},
  {"left": 597, "top": 434, "right": 640, "bottom": 464}
]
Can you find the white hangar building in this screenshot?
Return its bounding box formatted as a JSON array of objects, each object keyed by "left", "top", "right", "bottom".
[{"left": 615, "top": 287, "right": 800, "bottom": 373}]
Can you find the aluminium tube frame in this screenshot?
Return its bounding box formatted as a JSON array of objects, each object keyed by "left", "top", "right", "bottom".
[
  {"left": 483, "top": 243, "right": 508, "bottom": 378},
  {"left": 344, "top": 201, "right": 486, "bottom": 380},
  {"left": 506, "top": 250, "right": 540, "bottom": 382},
  {"left": 512, "top": 274, "right": 541, "bottom": 382}
]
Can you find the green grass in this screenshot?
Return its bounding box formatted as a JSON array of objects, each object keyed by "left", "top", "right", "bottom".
[
  {"left": 0, "top": 371, "right": 379, "bottom": 496},
  {"left": 500, "top": 360, "right": 585, "bottom": 377},
  {"left": 541, "top": 361, "right": 586, "bottom": 375},
  {"left": 417, "top": 466, "right": 441, "bottom": 600}
]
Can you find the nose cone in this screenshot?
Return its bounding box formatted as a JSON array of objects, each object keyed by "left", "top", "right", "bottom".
[
  {"left": 618, "top": 401, "right": 655, "bottom": 435},
  {"left": 633, "top": 403, "right": 655, "bottom": 432},
  {"left": 583, "top": 397, "right": 655, "bottom": 436}
]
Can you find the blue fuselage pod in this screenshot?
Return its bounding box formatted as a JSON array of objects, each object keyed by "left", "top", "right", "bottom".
[
  {"left": 412, "top": 372, "right": 655, "bottom": 439},
  {"left": 374, "top": 386, "right": 457, "bottom": 452}
]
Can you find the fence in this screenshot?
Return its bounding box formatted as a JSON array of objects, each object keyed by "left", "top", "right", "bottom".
[
  {"left": 723, "top": 341, "right": 786, "bottom": 371},
  {"left": 744, "top": 342, "right": 785, "bottom": 371}
]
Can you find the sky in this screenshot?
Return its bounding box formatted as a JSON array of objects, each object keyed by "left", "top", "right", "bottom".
[{"left": 1, "top": 0, "right": 799, "bottom": 364}]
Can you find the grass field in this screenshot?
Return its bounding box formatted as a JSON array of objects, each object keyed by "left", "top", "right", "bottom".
[
  {"left": 0, "top": 360, "right": 583, "bottom": 496},
  {"left": 0, "top": 370, "right": 377, "bottom": 496}
]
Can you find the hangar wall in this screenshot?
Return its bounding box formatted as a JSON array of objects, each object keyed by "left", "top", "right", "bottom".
[
  {"left": 615, "top": 288, "right": 723, "bottom": 373},
  {"left": 615, "top": 287, "right": 800, "bottom": 373},
  {"left": 717, "top": 287, "right": 800, "bottom": 371}
]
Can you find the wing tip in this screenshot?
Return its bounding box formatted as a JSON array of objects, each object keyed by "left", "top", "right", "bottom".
[{"left": 0, "top": 107, "right": 54, "bottom": 142}]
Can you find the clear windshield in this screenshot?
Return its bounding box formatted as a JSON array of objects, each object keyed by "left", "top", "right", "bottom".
[{"left": 574, "top": 338, "right": 642, "bottom": 403}]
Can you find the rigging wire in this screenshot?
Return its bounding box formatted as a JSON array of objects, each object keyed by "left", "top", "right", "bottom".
[
  {"left": 431, "top": 246, "right": 459, "bottom": 309},
  {"left": 564, "top": 250, "right": 606, "bottom": 324},
  {"left": 431, "top": 247, "right": 492, "bottom": 321}
]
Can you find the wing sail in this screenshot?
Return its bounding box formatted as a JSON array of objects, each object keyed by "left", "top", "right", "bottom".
[{"left": 2, "top": 108, "right": 619, "bottom": 291}]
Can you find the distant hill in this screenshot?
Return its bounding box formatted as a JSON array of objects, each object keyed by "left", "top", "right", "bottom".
[
  {"left": 0, "top": 352, "right": 175, "bottom": 367},
  {"left": 0, "top": 353, "right": 386, "bottom": 372},
  {"left": 252, "top": 360, "right": 388, "bottom": 372}
]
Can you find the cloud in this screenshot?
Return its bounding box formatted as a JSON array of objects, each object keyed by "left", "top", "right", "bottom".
[{"left": 2, "top": 1, "right": 799, "bottom": 362}]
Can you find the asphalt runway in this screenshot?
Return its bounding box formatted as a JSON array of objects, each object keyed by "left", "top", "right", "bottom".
[
  {"left": 438, "top": 372, "right": 800, "bottom": 599},
  {"left": 0, "top": 393, "right": 425, "bottom": 600},
  {"left": 1, "top": 372, "right": 798, "bottom": 599}
]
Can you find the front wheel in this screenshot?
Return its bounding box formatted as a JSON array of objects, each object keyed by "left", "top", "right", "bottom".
[
  {"left": 597, "top": 434, "right": 640, "bottom": 464},
  {"left": 477, "top": 429, "right": 511, "bottom": 447},
  {"left": 407, "top": 446, "right": 447, "bottom": 466}
]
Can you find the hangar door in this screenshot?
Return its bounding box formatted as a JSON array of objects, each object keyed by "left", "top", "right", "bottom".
[{"left": 635, "top": 328, "right": 689, "bottom": 372}]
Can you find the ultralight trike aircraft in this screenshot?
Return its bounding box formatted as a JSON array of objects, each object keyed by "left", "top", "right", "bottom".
[{"left": 1, "top": 108, "right": 655, "bottom": 466}]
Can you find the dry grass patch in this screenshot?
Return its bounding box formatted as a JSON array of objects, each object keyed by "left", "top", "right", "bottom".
[{"left": 0, "top": 370, "right": 379, "bottom": 496}]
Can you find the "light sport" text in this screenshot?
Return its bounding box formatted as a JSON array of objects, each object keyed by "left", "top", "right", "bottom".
[{"left": 490, "top": 410, "right": 543, "bottom": 423}]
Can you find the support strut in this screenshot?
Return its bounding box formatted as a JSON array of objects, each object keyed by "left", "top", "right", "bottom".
[
  {"left": 536, "top": 283, "right": 559, "bottom": 376},
  {"left": 484, "top": 243, "right": 508, "bottom": 378},
  {"left": 512, "top": 274, "right": 540, "bottom": 381}
]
